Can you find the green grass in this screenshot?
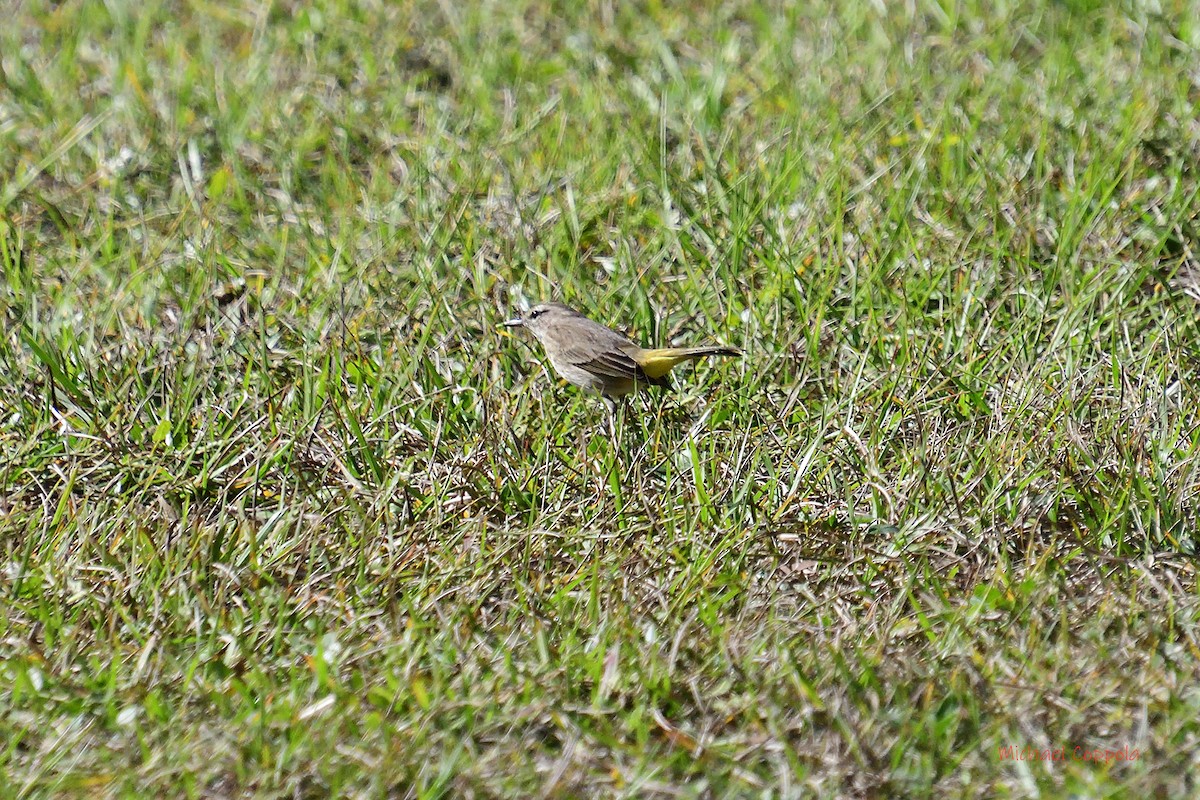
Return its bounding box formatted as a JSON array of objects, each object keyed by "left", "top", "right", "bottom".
[{"left": 3, "top": 0, "right": 1200, "bottom": 797}]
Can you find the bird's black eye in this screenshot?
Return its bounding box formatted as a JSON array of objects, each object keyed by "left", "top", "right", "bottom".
[{"left": 529, "top": 308, "right": 544, "bottom": 319}]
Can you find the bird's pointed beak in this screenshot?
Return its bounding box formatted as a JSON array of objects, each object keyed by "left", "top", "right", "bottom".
[{"left": 501, "top": 317, "right": 523, "bottom": 328}]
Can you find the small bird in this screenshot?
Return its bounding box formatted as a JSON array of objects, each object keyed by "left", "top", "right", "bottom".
[{"left": 501, "top": 302, "right": 740, "bottom": 401}]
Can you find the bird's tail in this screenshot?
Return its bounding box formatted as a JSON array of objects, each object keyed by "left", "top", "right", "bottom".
[{"left": 635, "top": 346, "right": 741, "bottom": 379}]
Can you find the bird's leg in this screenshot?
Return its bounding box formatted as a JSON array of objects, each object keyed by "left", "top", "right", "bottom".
[{"left": 603, "top": 395, "right": 619, "bottom": 442}]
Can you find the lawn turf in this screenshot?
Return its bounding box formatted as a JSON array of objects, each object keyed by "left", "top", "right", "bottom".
[{"left": 2, "top": 1, "right": 1200, "bottom": 797}]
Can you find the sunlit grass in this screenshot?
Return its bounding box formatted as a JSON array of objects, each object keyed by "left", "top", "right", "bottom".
[{"left": 2, "top": 0, "right": 1199, "bottom": 797}]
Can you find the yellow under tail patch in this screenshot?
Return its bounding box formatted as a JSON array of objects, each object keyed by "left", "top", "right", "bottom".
[
  {"left": 634, "top": 350, "right": 687, "bottom": 378},
  {"left": 635, "top": 348, "right": 729, "bottom": 379}
]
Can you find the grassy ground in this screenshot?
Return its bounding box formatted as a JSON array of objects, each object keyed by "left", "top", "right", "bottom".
[{"left": 3, "top": 0, "right": 1200, "bottom": 797}]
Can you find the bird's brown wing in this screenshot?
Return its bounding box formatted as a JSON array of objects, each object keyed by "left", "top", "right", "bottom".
[
  {"left": 546, "top": 321, "right": 671, "bottom": 388},
  {"left": 574, "top": 349, "right": 671, "bottom": 388}
]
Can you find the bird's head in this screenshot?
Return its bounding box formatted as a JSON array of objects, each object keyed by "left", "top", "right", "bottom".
[{"left": 501, "top": 302, "right": 580, "bottom": 340}]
